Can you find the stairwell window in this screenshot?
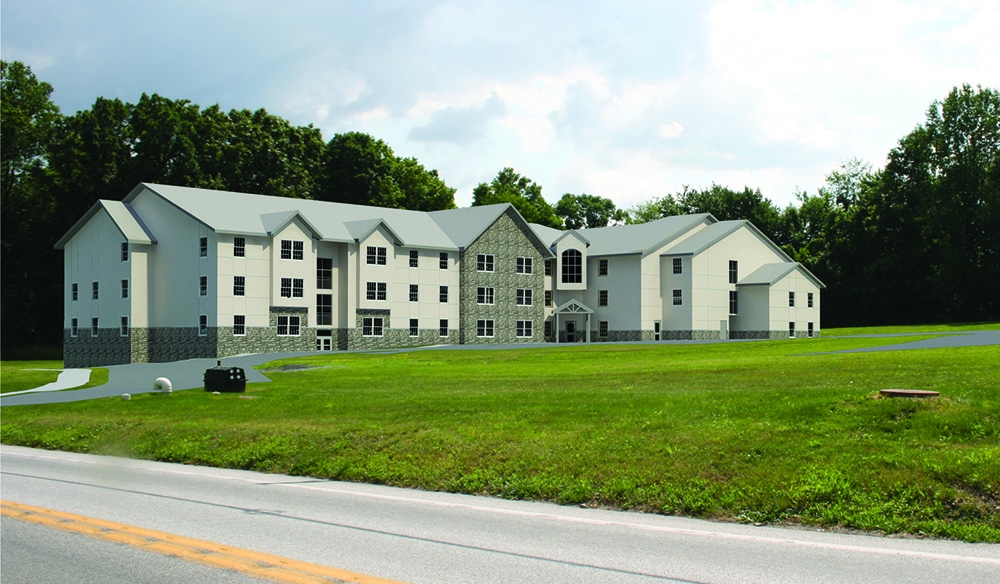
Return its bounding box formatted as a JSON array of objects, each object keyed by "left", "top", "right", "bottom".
[
  {"left": 316, "top": 295, "right": 332, "bottom": 325},
  {"left": 561, "top": 249, "right": 582, "bottom": 283},
  {"left": 316, "top": 258, "right": 332, "bottom": 289}
]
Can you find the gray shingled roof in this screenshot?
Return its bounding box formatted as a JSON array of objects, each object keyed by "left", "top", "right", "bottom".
[
  {"left": 55, "top": 200, "right": 156, "bottom": 249},
  {"left": 740, "top": 262, "right": 827, "bottom": 289},
  {"left": 127, "top": 183, "right": 458, "bottom": 250},
  {"left": 661, "top": 220, "right": 745, "bottom": 256},
  {"left": 427, "top": 204, "right": 511, "bottom": 248},
  {"left": 530, "top": 214, "right": 713, "bottom": 256}
]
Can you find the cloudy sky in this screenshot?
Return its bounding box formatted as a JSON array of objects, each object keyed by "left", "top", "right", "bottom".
[{"left": 3, "top": 0, "right": 998, "bottom": 209}]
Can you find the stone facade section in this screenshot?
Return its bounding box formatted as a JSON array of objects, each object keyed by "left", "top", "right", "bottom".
[
  {"left": 459, "top": 209, "right": 546, "bottom": 345},
  {"left": 347, "top": 308, "right": 459, "bottom": 350},
  {"left": 147, "top": 327, "right": 218, "bottom": 362},
  {"left": 64, "top": 328, "right": 131, "bottom": 368}
]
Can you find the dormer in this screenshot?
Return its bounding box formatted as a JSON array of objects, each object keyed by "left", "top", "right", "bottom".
[{"left": 552, "top": 231, "right": 590, "bottom": 291}]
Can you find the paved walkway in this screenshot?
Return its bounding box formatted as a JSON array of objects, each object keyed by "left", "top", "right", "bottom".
[
  {"left": 3, "top": 330, "right": 997, "bottom": 407},
  {"left": 2, "top": 369, "right": 93, "bottom": 397}
]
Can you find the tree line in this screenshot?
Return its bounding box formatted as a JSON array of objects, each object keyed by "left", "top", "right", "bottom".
[{"left": 2, "top": 60, "right": 997, "bottom": 356}]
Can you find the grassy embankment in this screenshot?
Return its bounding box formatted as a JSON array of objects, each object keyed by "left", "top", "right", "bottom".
[
  {"left": 1, "top": 331, "right": 997, "bottom": 541},
  {"left": 0, "top": 361, "right": 108, "bottom": 394}
]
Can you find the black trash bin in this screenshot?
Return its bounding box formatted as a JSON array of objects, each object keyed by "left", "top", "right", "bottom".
[{"left": 204, "top": 366, "right": 246, "bottom": 393}]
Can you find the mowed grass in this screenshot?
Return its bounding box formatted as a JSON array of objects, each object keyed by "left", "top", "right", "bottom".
[
  {"left": 0, "top": 361, "right": 109, "bottom": 394},
  {"left": 2, "top": 335, "right": 998, "bottom": 541}
]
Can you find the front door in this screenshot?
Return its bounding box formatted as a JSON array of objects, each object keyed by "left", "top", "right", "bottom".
[
  {"left": 316, "top": 330, "right": 332, "bottom": 351},
  {"left": 566, "top": 321, "right": 576, "bottom": 343}
]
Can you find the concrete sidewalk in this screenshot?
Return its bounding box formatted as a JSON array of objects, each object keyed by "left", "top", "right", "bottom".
[{"left": 2, "top": 369, "right": 93, "bottom": 397}]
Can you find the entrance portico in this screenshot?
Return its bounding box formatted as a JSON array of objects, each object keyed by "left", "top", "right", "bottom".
[{"left": 553, "top": 299, "right": 593, "bottom": 343}]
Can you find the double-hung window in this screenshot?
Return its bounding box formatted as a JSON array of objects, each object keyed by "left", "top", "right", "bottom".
[
  {"left": 545, "top": 290, "right": 552, "bottom": 306},
  {"left": 234, "top": 237, "right": 245, "bottom": 257},
  {"left": 72, "top": 283, "right": 78, "bottom": 301},
  {"left": 362, "top": 317, "right": 383, "bottom": 337},
  {"left": 199, "top": 315, "right": 208, "bottom": 336},
  {"left": 599, "top": 321, "right": 609, "bottom": 338},
  {"left": 477, "top": 319, "right": 495, "bottom": 338},
  {"left": 120, "top": 316, "right": 129, "bottom": 337},
  {"left": 729, "top": 291, "right": 739, "bottom": 315},
  {"left": 366, "top": 282, "right": 387, "bottom": 301},
  {"left": 807, "top": 292, "right": 814, "bottom": 308},
  {"left": 672, "top": 289, "right": 682, "bottom": 306},
  {"left": 477, "top": 286, "right": 494, "bottom": 305},
  {"left": 516, "top": 257, "right": 532, "bottom": 274},
  {"left": 789, "top": 322, "right": 796, "bottom": 338},
  {"left": 409, "top": 250, "right": 418, "bottom": 268},
  {"left": 409, "top": 284, "right": 419, "bottom": 302},
  {"left": 477, "top": 254, "right": 494, "bottom": 272},
  {"left": 598, "top": 259, "right": 608, "bottom": 276},
  {"left": 516, "top": 288, "right": 532, "bottom": 306},
  {"left": 121, "top": 279, "right": 129, "bottom": 299},
  {"left": 439, "top": 286, "right": 448, "bottom": 303},
  {"left": 516, "top": 320, "right": 532, "bottom": 338},
  {"left": 439, "top": 319, "right": 448, "bottom": 337},
  {"left": 292, "top": 278, "right": 303, "bottom": 298},
  {"left": 121, "top": 243, "right": 129, "bottom": 262},
  {"left": 281, "top": 278, "right": 292, "bottom": 298},
  {"left": 71, "top": 318, "right": 78, "bottom": 337},
  {"left": 367, "top": 246, "right": 387, "bottom": 266},
  {"left": 789, "top": 291, "right": 796, "bottom": 307},
  {"left": 199, "top": 276, "right": 208, "bottom": 296},
  {"left": 409, "top": 319, "right": 419, "bottom": 337},
  {"left": 91, "top": 317, "right": 99, "bottom": 337},
  {"left": 233, "top": 276, "right": 245, "bottom": 296},
  {"left": 200, "top": 237, "right": 208, "bottom": 258},
  {"left": 598, "top": 290, "right": 608, "bottom": 307},
  {"left": 233, "top": 315, "right": 246, "bottom": 336},
  {"left": 92, "top": 281, "right": 99, "bottom": 300},
  {"left": 729, "top": 260, "right": 738, "bottom": 284},
  {"left": 673, "top": 258, "right": 682, "bottom": 274},
  {"left": 281, "top": 240, "right": 304, "bottom": 260},
  {"left": 277, "top": 315, "right": 301, "bottom": 336},
  {"left": 439, "top": 252, "right": 448, "bottom": 269}
]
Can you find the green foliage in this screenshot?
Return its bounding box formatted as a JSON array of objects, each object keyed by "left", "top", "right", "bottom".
[
  {"left": 3, "top": 336, "right": 998, "bottom": 541},
  {"left": 472, "top": 167, "right": 562, "bottom": 227},
  {"left": 555, "top": 193, "right": 626, "bottom": 229},
  {"left": 319, "top": 131, "right": 456, "bottom": 210}
]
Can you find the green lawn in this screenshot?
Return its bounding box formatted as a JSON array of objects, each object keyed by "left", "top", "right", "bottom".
[
  {"left": 2, "top": 335, "right": 997, "bottom": 542},
  {"left": 0, "top": 361, "right": 109, "bottom": 394},
  {"left": 824, "top": 322, "right": 1000, "bottom": 336}
]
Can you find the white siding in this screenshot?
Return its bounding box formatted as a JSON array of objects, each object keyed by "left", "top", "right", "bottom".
[{"left": 63, "top": 210, "right": 131, "bottom": 331}]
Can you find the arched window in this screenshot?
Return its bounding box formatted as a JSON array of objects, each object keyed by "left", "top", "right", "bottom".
[{"left": 561, "top": 249, "right": 582, "bottom": 283}]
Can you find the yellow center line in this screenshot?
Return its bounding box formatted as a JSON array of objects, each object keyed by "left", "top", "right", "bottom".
[{"left": 1, "top": 500, "right": 408, "bottom": 584}]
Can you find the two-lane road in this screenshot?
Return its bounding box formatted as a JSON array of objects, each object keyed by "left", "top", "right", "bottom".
[{"left": 2, "top": 445, "right": 997, "bottom": 583}]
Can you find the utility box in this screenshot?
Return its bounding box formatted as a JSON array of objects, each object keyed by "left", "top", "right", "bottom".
[{"left": 204, "top": 366, "right": 246, "bottom": 393}]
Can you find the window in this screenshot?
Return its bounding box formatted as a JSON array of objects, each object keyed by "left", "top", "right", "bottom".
[
  {"left": 199, "top": 315, "right": 208, "bottom": 336},
  {"left": 234, "top": 237, "right": 245, "bottom": 257},
  {"left": 367, "top": 246, "right": 387, "bottom": 266},
  {"left": 517, "top": 257, "right": 533, "bottom": 274},
  {"left": 362, "top": 317, "right": 383, "bottom": 337},
  {"left": 477, "top": 254, "right": 494, "bottom": 272},
  {"left": 120, "top": 316, "right": 129, "bottom": 337},
  {"left": 516, "top": 288, "right": 532, "bottom": 306},
  {"left": 91, "top": 317, "right": 99, "bottom": 337},
  {"left": 545, "top": 290, "right": 552, "bottom": 306},
  {"left": 808, "top": 322, "right": 814, "bottom": 337},
  {"left": 673, "top": 258, "right": 682, "bottom": 274},
  {"left": 121, "top": 242, "right": 129, "bottom": 262},
  {"left": 477, "top": 319, "right": 495, "bottom": 338},
  {"left": 92, "top": 281, "right": 99, "bottom": 300},
  {"left": 292, "top": 278, "right": 304, "bottom": 298},
  {"left": 729, "top": 260, "right": 738, "bottom": 284},
  {"left": 317, "top": 258, "right": 332, "bottom": 289},
  {"left": 121, "top": 279, "right": 129, "bottom": 299},
  {"left": 439, "top": 252, "right": 448, "bottom": 269},
  {"left": 200, "top": 237, "right": 208, "bottom": 257},
  {"left": 409, "top": 318, "right": 419, "bottom": 337},
  {"left": 281, "top": 278, "right": 292, "bottom": 298},
  {"left": 439, "top": 319, "right": 448, "bottom": 337},
  {"left": 72, "top": 283, "right": 78, "bottom": 302},
  {"left": 316, "top": 294, "right": 332, "bottom": 326},
  {"left": 477, "top": 286, "right": 495, "bottom": 305},
  {"left": 808, "top": 292, "right": 814, "bottom": 308},
  {"left": 672, "top": 289, "right": 682, "bottom": 306},
  {"left": 789, "top": 292, "right": 795, "bottom": 307},
  {"left": 71, "top": 318, "right": 78, "bottom": 337},
  {"left": 278, "top": 315, "right": 301, "bottom": 336},
  {"left": 200, "top": 276, "right": 208, "bottom": 296},
  {"left": 409, "top": 284, "right": 419, "bottom": 302},
  {"left": 789, "top": 322, "right": 796, "bottom": 338},
  {"left": 545, "top": 320, "right": 552, "bottom": 338},
  {"left": 366, "top": 282, "right": 387, "bottom": 301},
  {"left": 439, "top": 286, "right": 448, "bottom": 303},
  {"left": 234, "top": 315, "right": 245, "bottom": 336},
  {"left": 516, "top": 320, "right": 533, "bottom": 338},
  {"left": 545, "top": 261, "right": 552, "bottom": 276},
  {"left": 729, "top": 291, "right": 739, "bottom": 315},
  {"left": 234, "top": 276, "right": 245, "bottom": 297},
  {"left": 598, "top": 290, "right": 608, "bottom": 307},
  {"left": 409, "top": 250, "right": 418, "bottom": 268},
  {"left": 561, "top": 249, "right": 582, "bottom": 283},
  {"left": 281, "top": 240, "right": 303, "bottom": 260},
  {"left": 598, "top": 259, "right": 608, "bottom": 276},
  {"left": 599, "top": 321, "right": 609, "bottom": 338}
]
